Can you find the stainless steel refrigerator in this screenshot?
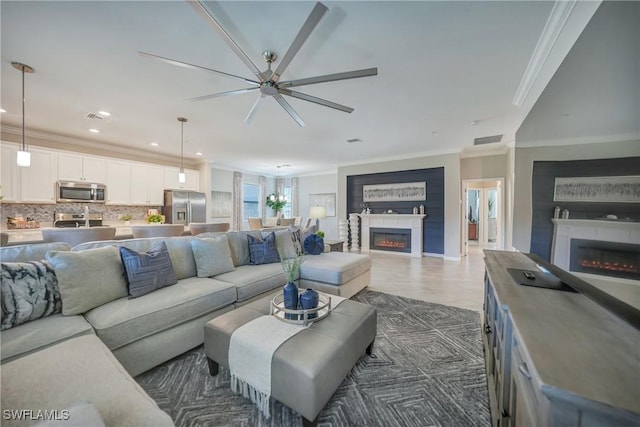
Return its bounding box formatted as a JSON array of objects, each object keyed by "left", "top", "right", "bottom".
[{"left": 164, "top": 190, "right": 206, "bottom": 225}]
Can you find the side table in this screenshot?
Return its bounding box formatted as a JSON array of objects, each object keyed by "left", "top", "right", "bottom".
[{"left": 324, "top": 239, "right": 344, "bottom": 252}]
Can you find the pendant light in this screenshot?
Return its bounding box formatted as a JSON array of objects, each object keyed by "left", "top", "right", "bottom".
[
  {"left": 177, "top": 117, "right": 187, "bottom": 183},
  {"left": 12, "top": 62, "right": 34, "bottom": 167}
]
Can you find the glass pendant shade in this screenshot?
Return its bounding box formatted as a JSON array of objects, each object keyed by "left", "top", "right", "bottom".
[
  {"left": 16, "top": 150, "right": 31, "bottom": 167},
  {"left": 178, "top": 169, "right": 186, "bottom": 183}
]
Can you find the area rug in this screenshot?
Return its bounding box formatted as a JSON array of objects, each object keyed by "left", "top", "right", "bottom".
[{"left": 136, "top": 289, "right": 490, "bottom": 426}]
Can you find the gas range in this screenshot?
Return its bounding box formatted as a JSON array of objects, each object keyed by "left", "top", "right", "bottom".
[{"left": 54, "top": 212, "right": 104, "bottom": 228}]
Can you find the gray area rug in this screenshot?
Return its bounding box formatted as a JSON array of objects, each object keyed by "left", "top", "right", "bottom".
[{"left": 136, "top": 289, "right": 490, "bottom": 426}]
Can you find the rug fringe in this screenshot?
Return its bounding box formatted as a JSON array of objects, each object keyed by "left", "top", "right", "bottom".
[{"left": 231, "top": 373, "right": 271, "bottom": 418}]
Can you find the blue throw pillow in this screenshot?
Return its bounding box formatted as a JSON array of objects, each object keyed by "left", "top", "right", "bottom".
[
  {"left": 304, "top": 234, "right": 324, "bottom": 255},
  {"left": 248, "top": 232, "right": 280, "bottom": 265},
  {"left": 119, "top": 242, "right": 177, "bottom": 298}
]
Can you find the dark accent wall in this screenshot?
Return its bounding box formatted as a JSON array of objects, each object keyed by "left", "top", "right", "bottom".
[
  {"left": 530, "top": 157, "right": 640, "bottom": 260},
  {"left": 346, "top": 167, "right": 445, "bottom": 254}
]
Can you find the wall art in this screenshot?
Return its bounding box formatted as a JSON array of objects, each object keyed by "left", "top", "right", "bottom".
[
  {"left": 210, "top": 191, "right": 232, "bottom": 217},
  {"left": 363, "top": 182, "right": 426, "bottom": 202},
  {"left": 553, "top": 176, "right": 640, "bottom": 203},
  {"left": 308, "top": 193, "right": 336, "bottom": 217}
]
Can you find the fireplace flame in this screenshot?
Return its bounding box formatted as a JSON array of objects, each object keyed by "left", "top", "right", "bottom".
[{"left": 579, "top": 259, "right": 638, "bottom": 274}]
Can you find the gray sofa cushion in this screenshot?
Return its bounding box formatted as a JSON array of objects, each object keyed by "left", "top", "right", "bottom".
[
  {"left": 46, "top": 246, "right": 128, "bottom": 315},
  {"left": 84, "top": 277, "right": 236, "bottom": 350},
  {"left": 73, "top": 236, "right": 197, "bottom": 280},
  {"left": 1, "top": 261, "right": 61, "bottom": 330},
  {"left": 34, "top": 401, "right": 106, "bottom": 427},
  {"left": 300, "top": 252, "right": 371, "bottom": 285},
  {"left": 119, "top": 242, "right": 178, "bottom": 298},
  {"left": 0, "top": 334, "right": 174, "bottom": 427},
  {"left": 226, "top": 231, "right": 262, "bottom": 266},
  {"left": 191, "top": 235, "right": 235, "bottom": 277},
  {"left": 214, "top": 263, "right": 286, "bottom": 302},
  {"left": 0, "top": 313, "right": 94, "bottom": 363},
  {"left": 0, "top": 242, "right": 71, "bottom": 263}
]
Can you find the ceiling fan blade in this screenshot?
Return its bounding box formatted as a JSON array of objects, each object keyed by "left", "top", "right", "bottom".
[
  {"left": 273, "top": 93, "right": 305, "bottom": 127},
  {"left": 138, "top": 51, "right": 260, "bottom": 85},
  {"left": 279, "top": 88, "right": 353, "bottom": 113},
  {"left": 279, "top": 67, "right": 378, "bottom": 88},
  {"left": 271, "top": 2, "right": 328, "bottom": 82},
  {"left": 187, "top": 87, "right": 259, "bottom": 102},
  {"left": 187, "top": 0, "right": 265, "bottom": 81},
  {"left": 245, "top": 94, "right": 266, "bottom": 125}
]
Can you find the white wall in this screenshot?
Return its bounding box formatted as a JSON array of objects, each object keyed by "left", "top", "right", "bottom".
[
  {"left": 338, "top": 153, "right": 461, "bottom": 259},
  {"left": 298, "top": 173, "right": 338, "bottom": 239}
]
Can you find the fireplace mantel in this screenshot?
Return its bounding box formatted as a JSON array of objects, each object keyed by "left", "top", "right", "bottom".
[
  {"left": 359, "top": 214, "right": 426, "bottom": 257},
  {"left": 550, "top": 219, "right": 640, "bottom": 271}
]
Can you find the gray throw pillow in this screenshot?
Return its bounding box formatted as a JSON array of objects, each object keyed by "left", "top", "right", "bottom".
[
  {"left": 119, "top": 242, "right": 178, "bottom": 298},
  {"left": 0, "top": 261, "right": 61, "bottom": 330},
  {"left": 265, "top": 228, "right": 299, "bottom": 259},
  {"left": 248, "top": 232, "right": 280, "bottom": 265},
  {"left": 191, "top": 236, "right": 235, "bottom": 277},
  {"left": 226, "top": 231, "right": 262, "bottom": 266},
  {"left": 46, "top": 246, "right": 128, "bottom": 315}
]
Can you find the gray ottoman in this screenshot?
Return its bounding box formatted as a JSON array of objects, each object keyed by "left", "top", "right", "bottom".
[{"left": 204, "top": 295, "right": 377, "bottom": 426}]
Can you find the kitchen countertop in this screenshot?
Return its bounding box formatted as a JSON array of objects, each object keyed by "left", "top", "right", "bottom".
[{"left": 1, "top": 222, "right": 191, "bottom": 245}]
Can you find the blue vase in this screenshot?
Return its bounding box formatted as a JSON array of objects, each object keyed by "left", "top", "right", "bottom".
[
  {"left": 283, "top": 282, "right": 299, "bottom": 320},
  {"left": 300, "top": 288, "right": 319, "bottom": 319}
]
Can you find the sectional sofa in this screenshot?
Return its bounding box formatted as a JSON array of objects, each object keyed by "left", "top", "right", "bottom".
[{"left": 0, "top": 228, "right": 371, "bottom": 426}]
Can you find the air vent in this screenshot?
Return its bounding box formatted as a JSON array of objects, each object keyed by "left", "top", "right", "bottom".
[
  {"left": 473, "top": 134, "right": 502, "bottom": 145},
  {"left": 84, "top": 112, "right": 110, "bottom": 120},
  {"left": 346, "top": 138, "right": 362, "bottom": 144}
]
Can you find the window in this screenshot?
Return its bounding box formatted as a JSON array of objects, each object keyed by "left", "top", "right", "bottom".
[
  {"left": 243, "top": 183, "right": 259, "bottom": 220},
  {"left": 282, "top": 185, "right": 292, "bottom": 218}
]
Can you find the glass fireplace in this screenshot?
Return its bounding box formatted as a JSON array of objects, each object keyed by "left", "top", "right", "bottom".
[
  {"left": 369, "top": 228, "right": 411, "bottom": 253},
  {"left": 569, "top": 239, "right": 640, "bottom": 281}
]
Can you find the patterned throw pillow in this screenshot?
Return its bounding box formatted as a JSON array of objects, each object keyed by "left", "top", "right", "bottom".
[
  {"left": 119, "top": 242, "right": 178, "bottom": 298},
  {"left": 287, "top": 226, "right": 304, "bottom": 257},
  {"left": 247, "top": 232, "right": 280, "bottom": 265},
  {"left": 304, "top": 234, "right": 325, "bottom": 255},
  {"left": 0, "top": 261, "right": 62, "bottom": 330}
]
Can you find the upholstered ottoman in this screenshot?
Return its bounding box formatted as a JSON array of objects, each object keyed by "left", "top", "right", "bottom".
[
  {"left": 299, "top": 252, "right": 372, "bottom": 298},
  {"left": 204, "top": 294, "right": 377, "bottom": 426}
]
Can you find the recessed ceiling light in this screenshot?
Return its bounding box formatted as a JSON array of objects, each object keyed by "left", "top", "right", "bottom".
[
  {"left": 98, "top": 111, "right": 111, "bottom": 117},
  {"left": 89, "top": 128, "right": 100, "bottom": 133},
  {"left": 195, "top": 152, "right": 202, "bottom": 156},
  {"left": 150, "top": 142, "right": 159, "bottom": 147},
  {"left": 0, "top": 108, "right": 6, "bottom": 113}
]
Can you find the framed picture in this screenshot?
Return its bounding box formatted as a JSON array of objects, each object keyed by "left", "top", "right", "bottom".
[
  {"left": 309, "top": 193, "right": 336, "bottom": 217},
  {"left": 363, "top": 182, "right": 426, "bottom": 202},
  {"left": 553, "top": 176, "right": 640, "bottom": 203},
  {"left": 210, "top": 191, "right": 232, "bottom": 217}
]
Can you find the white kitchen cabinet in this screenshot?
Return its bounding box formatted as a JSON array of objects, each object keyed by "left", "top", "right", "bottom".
[
  {"left": 131, "top": 163, "right": 165, "bottom": 205},
  {"left": 163, "top": 167, "right": 199, "bottom": 191},
  {"left": 106, "top": 159, "right": 132, "bottom": 205},
  {"left": 1, "top": 143, "right": 20, "bottom": 202},
  {"left": 20, "top": 147, "right": 57, "bottom": 203},
  {"left": 58, "top": 152, "right": 107, "bottom": 183}
]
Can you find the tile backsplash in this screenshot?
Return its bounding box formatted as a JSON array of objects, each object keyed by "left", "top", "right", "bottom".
[{"left": 1, "top": 203, "right": 163, "bottom": 224}]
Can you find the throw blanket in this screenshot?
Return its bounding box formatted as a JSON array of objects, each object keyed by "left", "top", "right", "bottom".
[{"left": 229, "top": 294, "right": 346, "bottom": 418}]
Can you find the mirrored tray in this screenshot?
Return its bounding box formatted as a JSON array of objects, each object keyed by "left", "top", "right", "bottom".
[{"left": 271, "top": 291, "right": 332, "bottom": 326}]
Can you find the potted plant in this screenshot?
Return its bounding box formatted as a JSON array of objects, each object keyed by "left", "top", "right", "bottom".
[
  {"left": 121, "top": 214, "right": 132, "bottom": 225},
  {"left": 146, "top": 214, "right": 164, "bottom": 224},
  {"left": 279, "top": 252, "right": 305, "bottom": 317},
  {"left": 266, "top": 193, "right": 287, "bottom": 218}
]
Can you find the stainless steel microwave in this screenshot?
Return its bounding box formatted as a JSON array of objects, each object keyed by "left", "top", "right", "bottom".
[{"left": 56, "top": 181, "right": 106, "bottom": 203}]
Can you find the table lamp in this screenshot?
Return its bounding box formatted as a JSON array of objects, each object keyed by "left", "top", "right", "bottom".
[{"left": 309, "top": 206, "right": 326, "bottom": 230}]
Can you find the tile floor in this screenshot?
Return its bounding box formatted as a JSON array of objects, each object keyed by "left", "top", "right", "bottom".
[{"left": 352, "top": 243, "right": 492, "bottom": 312}]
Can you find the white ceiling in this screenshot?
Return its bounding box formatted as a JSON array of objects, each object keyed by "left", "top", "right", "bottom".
[{"left": 1, "top": 1, "right": 594, "bottom": 176}]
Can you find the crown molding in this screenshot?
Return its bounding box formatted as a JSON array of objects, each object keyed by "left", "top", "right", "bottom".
[
  {"left": 0, "top": 125, "right": 201, "bottom": 169},
  {"left": 512, "top": 0, "right": 578, "bottom": 107}
]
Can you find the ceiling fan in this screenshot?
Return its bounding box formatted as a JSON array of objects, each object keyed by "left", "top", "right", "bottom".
[{"left": 138, "top": 1, "right": 377, "bottom": 127}]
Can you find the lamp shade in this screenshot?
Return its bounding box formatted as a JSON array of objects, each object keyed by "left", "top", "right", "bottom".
[
  {"left": 16, "top": 150, "right": 31, "bottom": 167},
  {"left": 309, "top": 206, "right": 326, "bottom": 219}
]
